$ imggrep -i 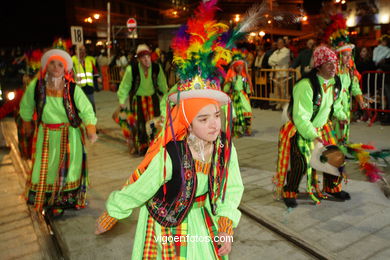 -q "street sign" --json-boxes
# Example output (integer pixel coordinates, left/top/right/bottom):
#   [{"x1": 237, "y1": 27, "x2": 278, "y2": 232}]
[
  {"x1": 71, "y1": 26, "x2": 84, "y2": 46},
  {"x1": 126, "y1": 18, "x2": 137, "y2": 32}
]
